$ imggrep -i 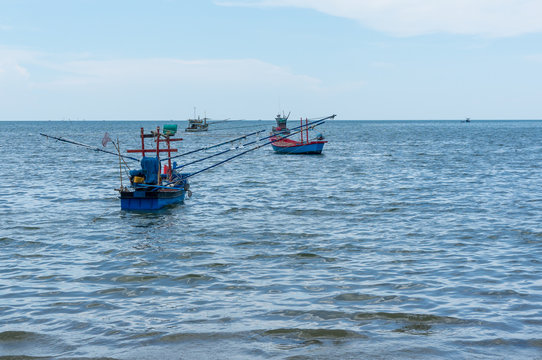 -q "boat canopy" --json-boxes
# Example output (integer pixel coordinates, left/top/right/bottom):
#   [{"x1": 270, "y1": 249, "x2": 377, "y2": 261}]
[{"x1": 129, "y1": 156, "x2": 161, "y2": 185}]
